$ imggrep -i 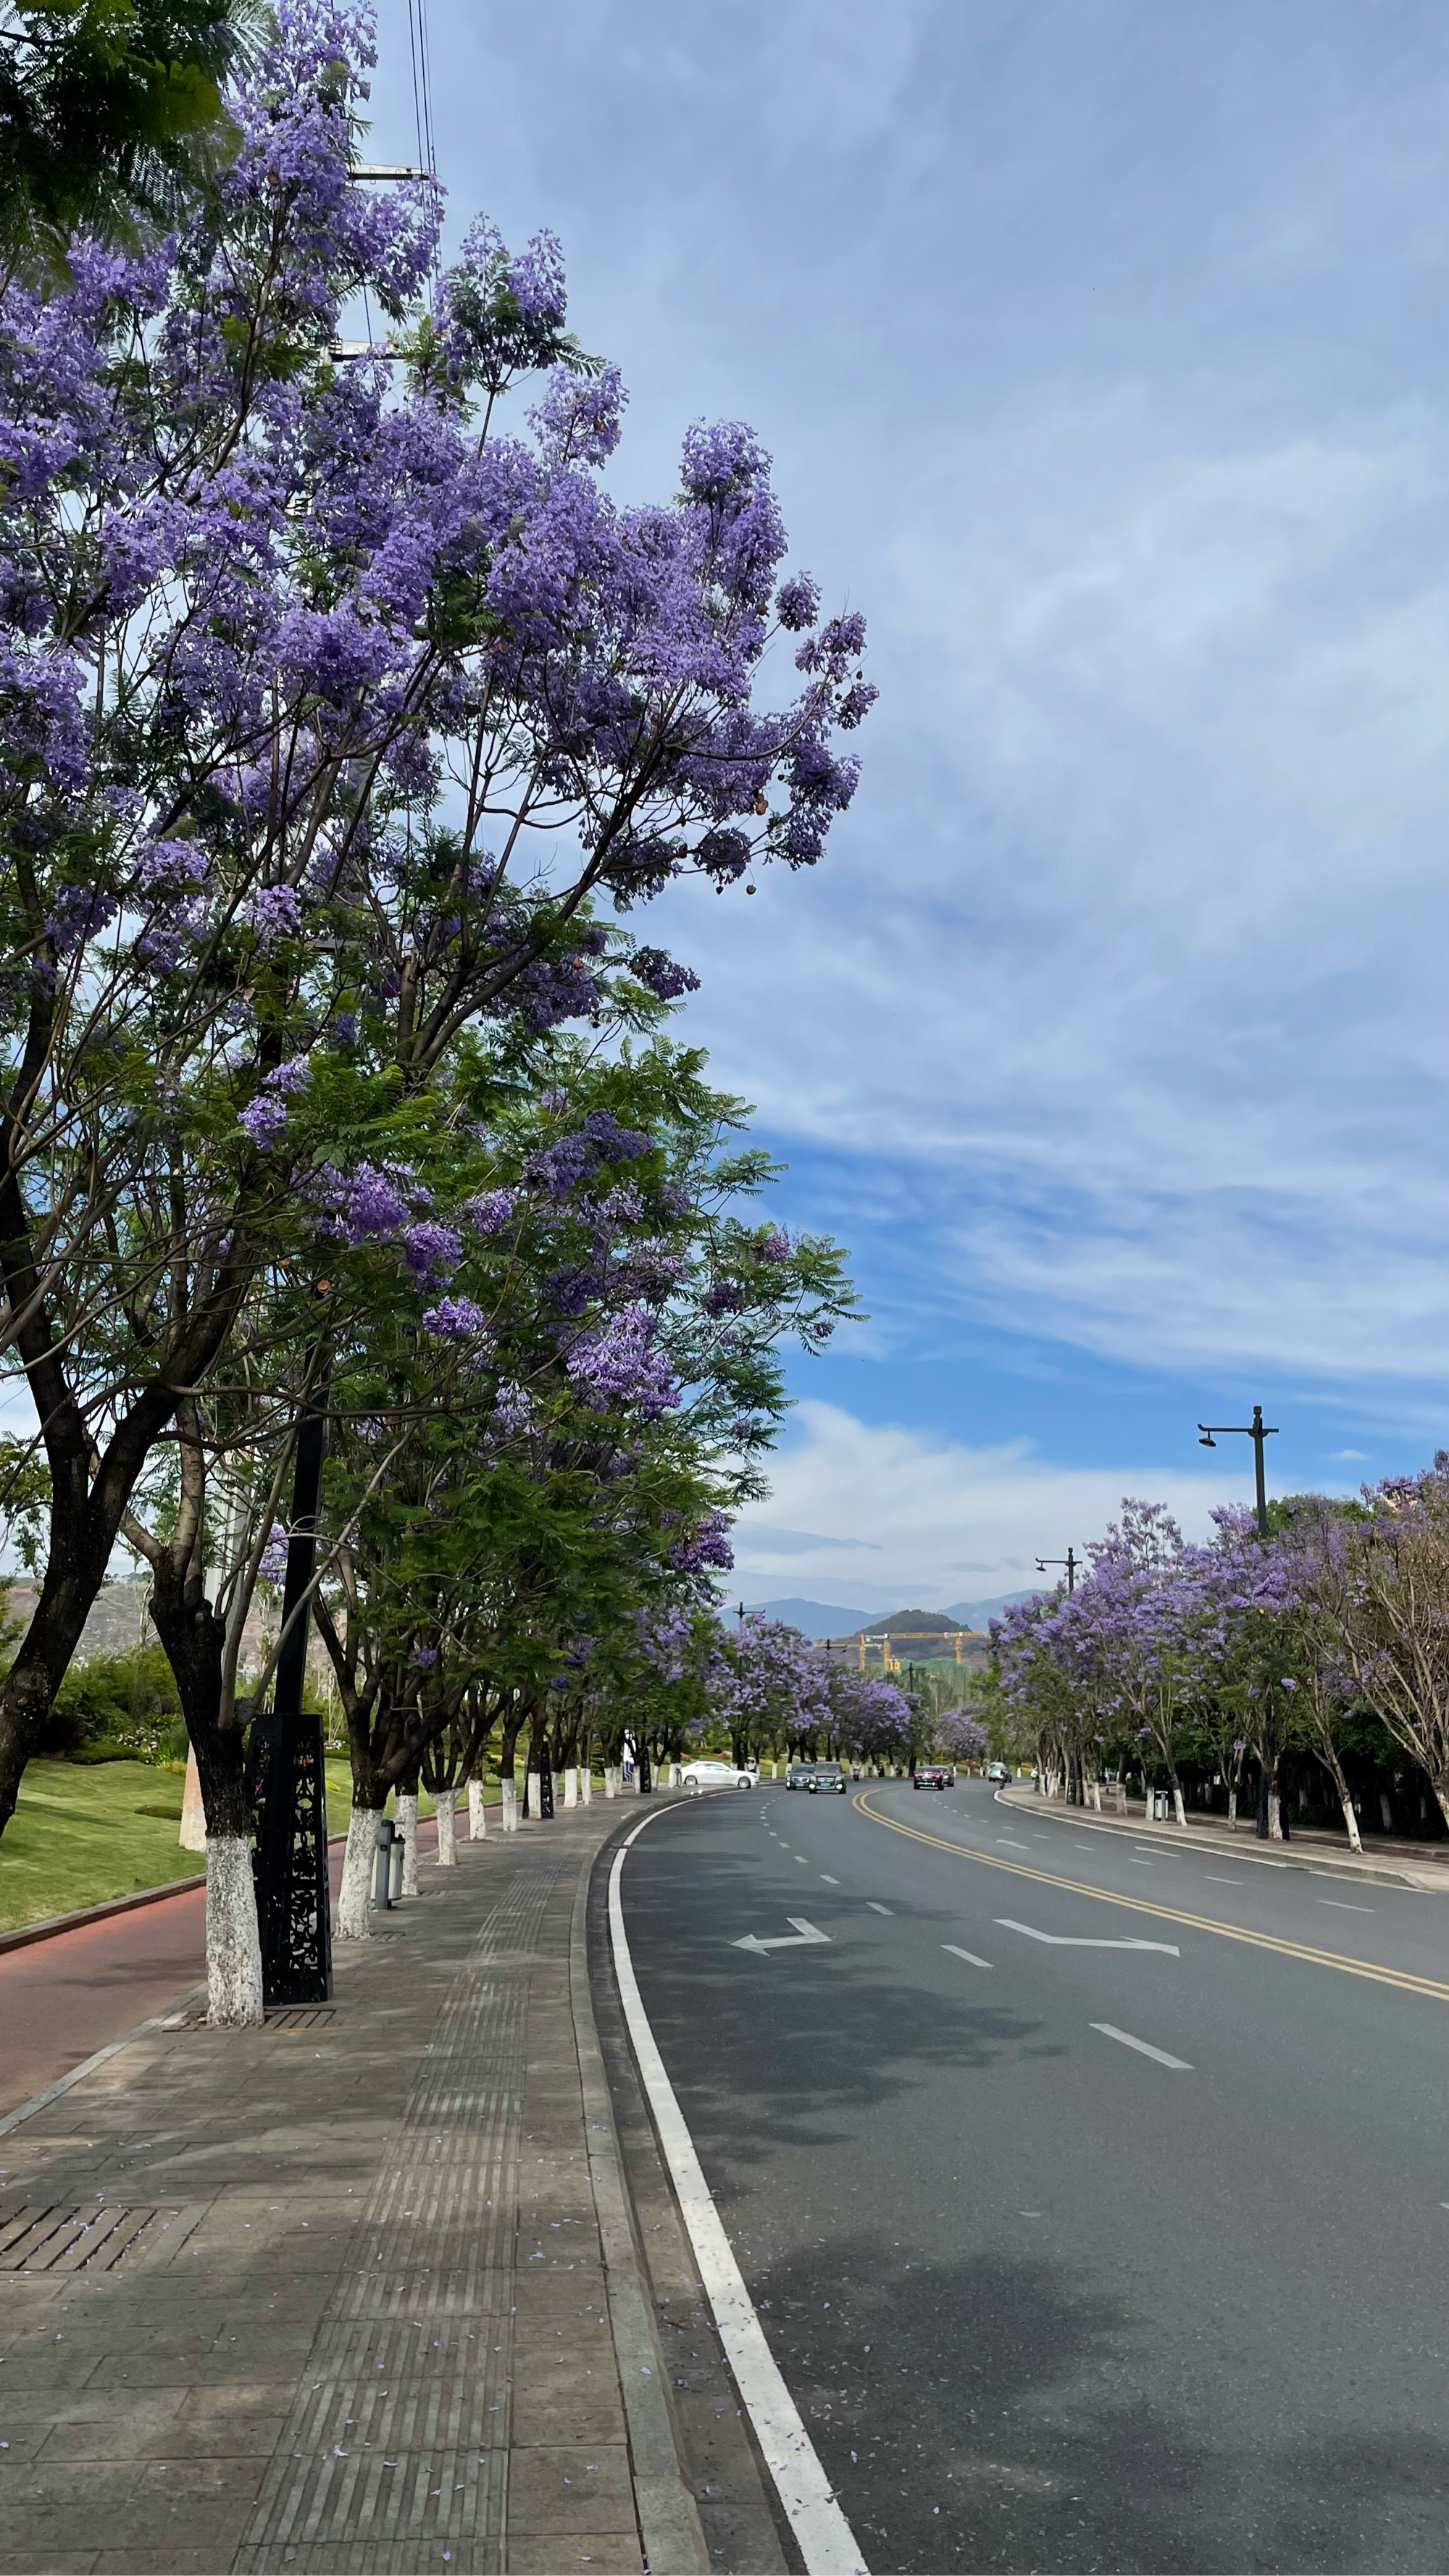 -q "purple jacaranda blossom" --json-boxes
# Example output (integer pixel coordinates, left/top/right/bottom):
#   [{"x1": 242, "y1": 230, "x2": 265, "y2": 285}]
[
  {"x1": 491, "y1": 1382, "x2": 533, "y2": 1433},
  {"x1": 627, "y1": 946, "x2": 701, "y2": 1002},
  {"x1": 421, "y1": 1295, "x2": 488, "y2": 1342},
  {"x1": 410, "y1": 1644, "x2": 438, "y2": 1666},
  {"x1": 401, "y1": 1221, "x2": 462, "y2": 1284},
  {"x1": 566, "y1": 1305, "x2": 679, "y2": 1420},
  {"x1": 43, "y1": 886, "x2": 117, "y2": 956},
  {"x1": 238, "y1": 1095, "x2": 291, "y2": 1152},
  {"x1": 135, "y1": 840, "x2": 209, "y2": 895},
  {"x1": 259, "y1": 1523, "x2": 289, "y2": 1585},
  {"x1": 759, "y1": 1229, "x2": 789, "y2": 1263},
  {"x1": 775, "y1": 573, "x2": 820, "y2": 631},
  {"x1": 464, "y1": 1189, "x2": 518, "y2": 1234},
  {"x1": 247, "y1": 887, "x2": 304, "y2": 951}
]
